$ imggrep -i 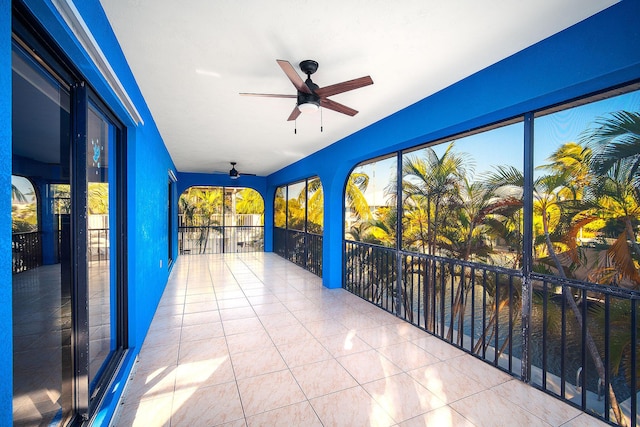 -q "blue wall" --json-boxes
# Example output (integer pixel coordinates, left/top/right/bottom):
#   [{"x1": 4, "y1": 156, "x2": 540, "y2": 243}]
[
  {"x1": 6, "y1": 0, "x2": 178, "y2": 424},
  {"x1": 267, "y1": 0, "x2": 640, "y2": 289},
  {"x1": 1, "y1": 1, "x2": 12, "y2": 425}
]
